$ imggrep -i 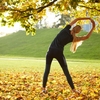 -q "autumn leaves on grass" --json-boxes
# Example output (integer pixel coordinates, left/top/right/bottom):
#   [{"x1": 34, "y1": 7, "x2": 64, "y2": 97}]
[{"x1": 0, "y1": 71, "x2": 100, "y2": 100}]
